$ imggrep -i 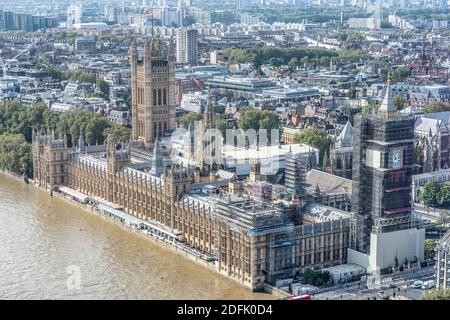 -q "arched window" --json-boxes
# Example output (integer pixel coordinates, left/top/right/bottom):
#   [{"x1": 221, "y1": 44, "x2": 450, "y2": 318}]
[
  {"x1": 153, "y1": 89, "x2": 157, "y2": 106},
  {"x1": 163, "y1": 89, "x2": 167, "y2": 105},
  {"x1": 158, "y1": 89, "x2": 162, "y2": 105}
]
